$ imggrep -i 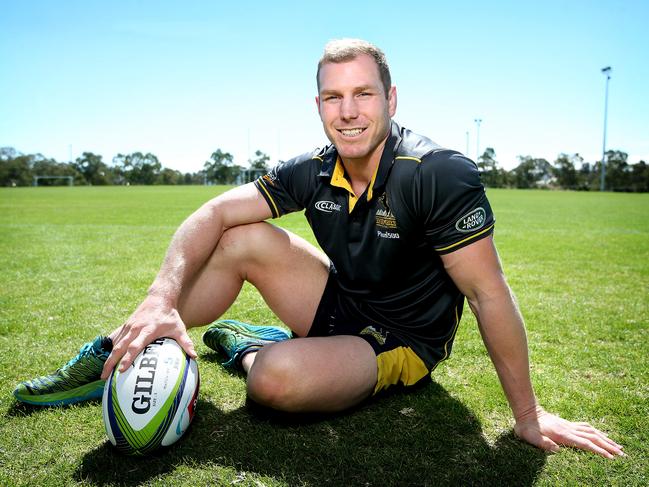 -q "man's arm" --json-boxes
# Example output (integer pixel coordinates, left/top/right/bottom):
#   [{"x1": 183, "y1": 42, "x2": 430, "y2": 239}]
[
  {"x1": 440, "y1": 236, "x2": 624, "y2": 458},
  {"x1": 101, "y1": 182, "x2": 273, "y2": 379}
]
